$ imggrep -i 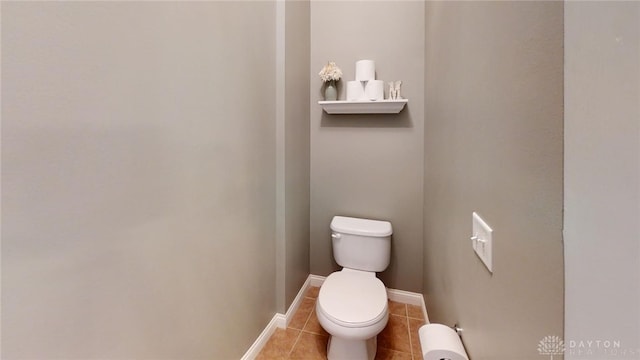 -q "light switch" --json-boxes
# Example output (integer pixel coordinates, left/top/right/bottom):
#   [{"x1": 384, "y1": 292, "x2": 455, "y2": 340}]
[{"x1": 471, "y1": 212, "x2": 493, "y2": 273}]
